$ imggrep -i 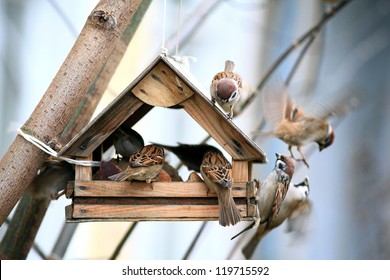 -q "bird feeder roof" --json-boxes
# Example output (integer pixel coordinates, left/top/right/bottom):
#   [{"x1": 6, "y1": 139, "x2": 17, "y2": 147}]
[{"x1": 58, "y1": 55, "x2": 267, "y2": 163}]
